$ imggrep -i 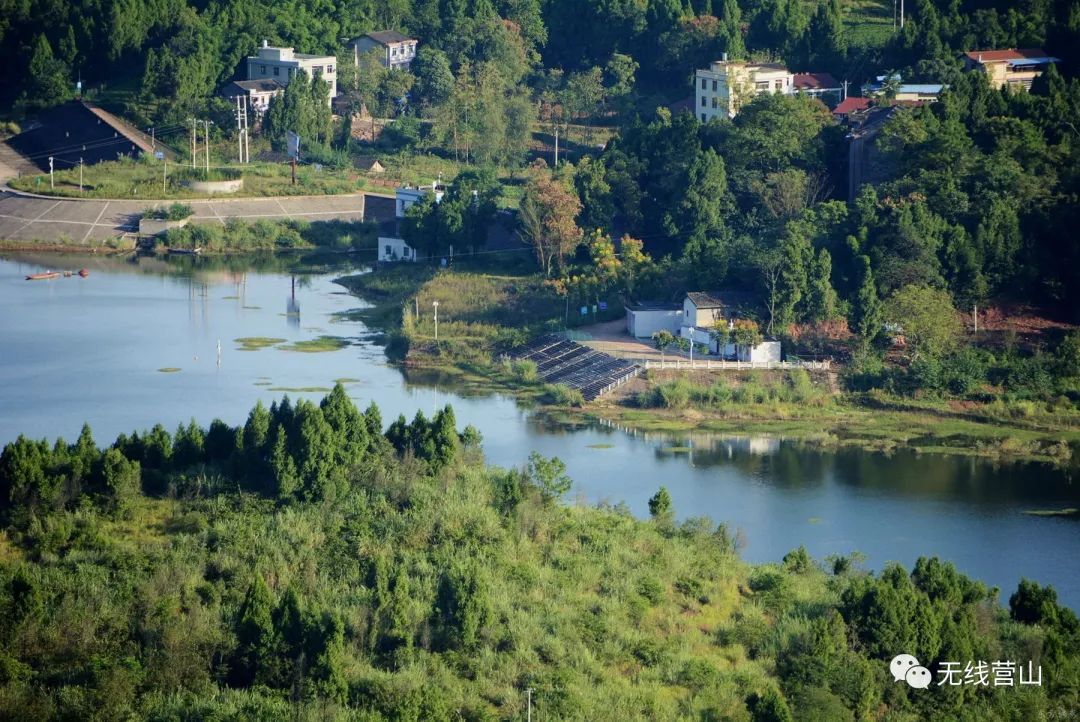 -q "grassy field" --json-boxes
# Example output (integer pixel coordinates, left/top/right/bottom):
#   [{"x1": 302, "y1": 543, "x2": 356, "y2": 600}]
[{"x1": 844, "y1": 0, "x2": 895, "y2": 47}]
